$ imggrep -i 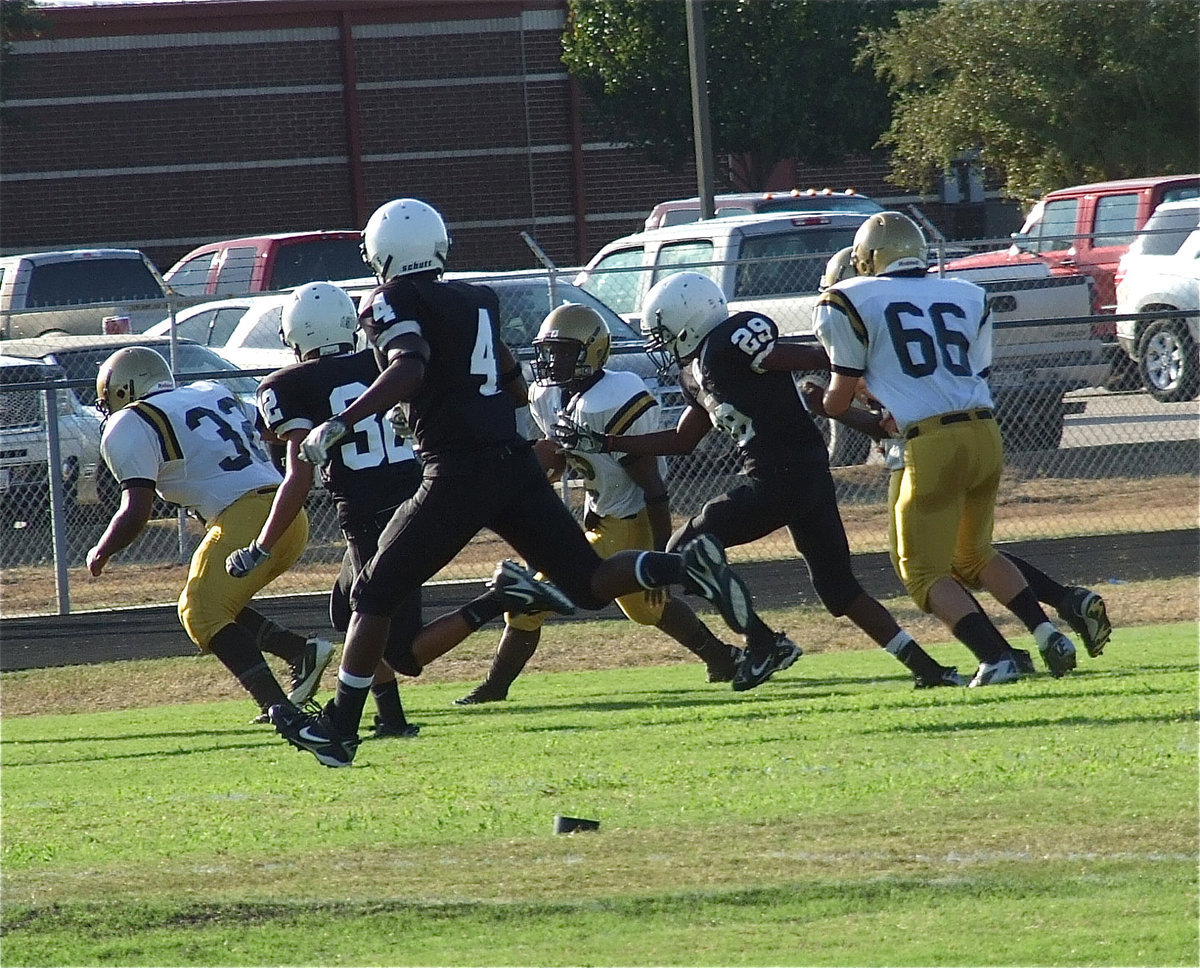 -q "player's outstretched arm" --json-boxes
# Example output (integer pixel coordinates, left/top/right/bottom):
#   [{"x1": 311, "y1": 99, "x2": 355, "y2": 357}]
[
  {"x1": 87, "y1": 484, "x2": 155, "y2": 576},
  {"x1": 758, "y1": 340, "x2": 830, "y2": 373},
  {"x1": 228, "y1": 431, "x2": 314, "y2": 578}
]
